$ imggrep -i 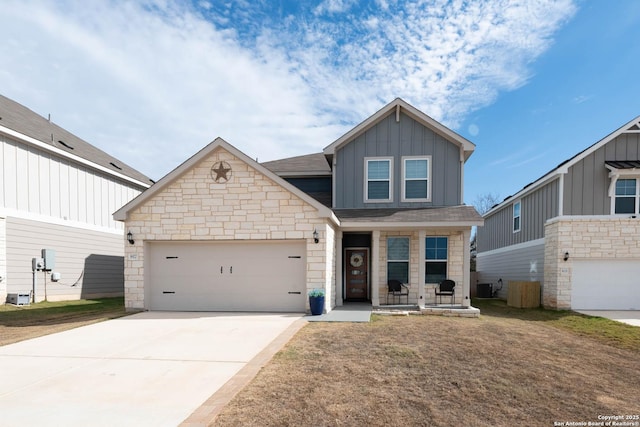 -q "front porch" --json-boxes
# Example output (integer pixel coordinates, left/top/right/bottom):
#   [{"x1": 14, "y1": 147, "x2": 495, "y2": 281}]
[{"x1": 335, "y1": 227, "x2": 473, "y2": 309}]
